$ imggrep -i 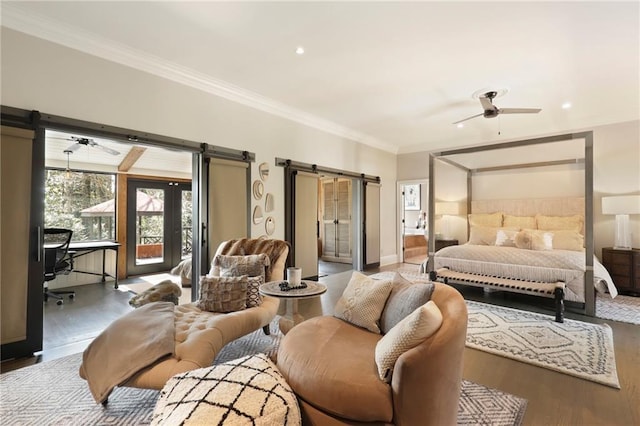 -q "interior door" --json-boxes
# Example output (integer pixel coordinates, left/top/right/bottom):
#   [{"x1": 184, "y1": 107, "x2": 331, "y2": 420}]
[
  {"x1": 364, "y1": 181, "x2": 381, "y2": 268},
  {"x1": 295, "y1": 172, "x2": 319, "y2": 280},
  {"x1": 1, "y1": 125, "x2": 44, "y2": 360},
  {"x1": 126, "y1": 179, "x2": 190, "y2": 276}
]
